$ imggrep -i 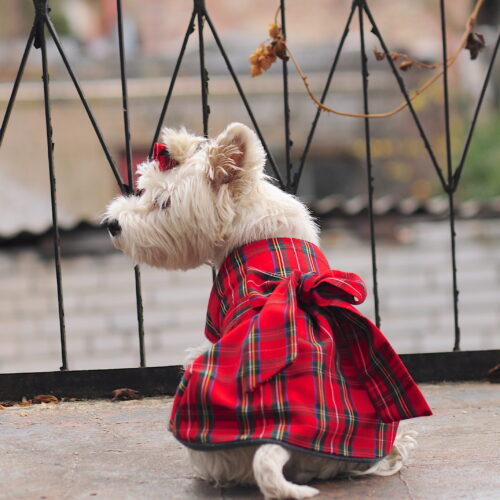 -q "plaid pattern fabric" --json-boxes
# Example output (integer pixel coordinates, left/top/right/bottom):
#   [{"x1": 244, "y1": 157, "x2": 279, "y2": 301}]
[{"x1": 169, "y1": 238, "x2": 432, "y2": 459}]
